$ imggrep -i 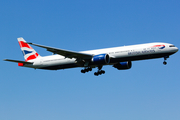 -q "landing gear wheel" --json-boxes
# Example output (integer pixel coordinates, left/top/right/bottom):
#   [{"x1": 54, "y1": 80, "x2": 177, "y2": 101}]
[
  {"x1": 88, "y1": 68, "x2": 92, "y2": 71},
  {"x1": 99, "y1": 71, "x2": 102, "y2": 75},
  {"x1": 94, "y1": 72, "x2": 98, "y2": 76},
  {"x1": 81, "y1": 67, "x2": 92, "y2": 74},
  {"x1": 81, "y1": 69, "x2": 85, "y2": 73},
  {"x1": 163, "y1": 61, "x2": 167, "y2": 65},
  {"x1": 101, "y1": 70, "x2": 105, "y2": 74},
  {"x1": 94, "y1": 70, "x2": 105, "y2": 76}
]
